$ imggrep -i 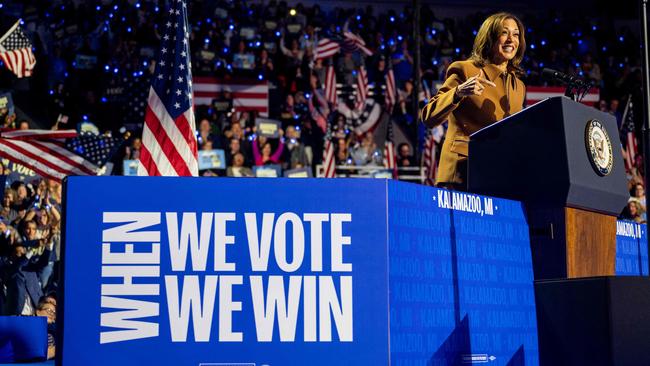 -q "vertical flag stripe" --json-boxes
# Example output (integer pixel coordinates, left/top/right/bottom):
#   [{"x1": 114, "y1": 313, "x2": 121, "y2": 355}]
[{"x1": 138, "y1": 0, "x2": 198, "y2": 177}]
